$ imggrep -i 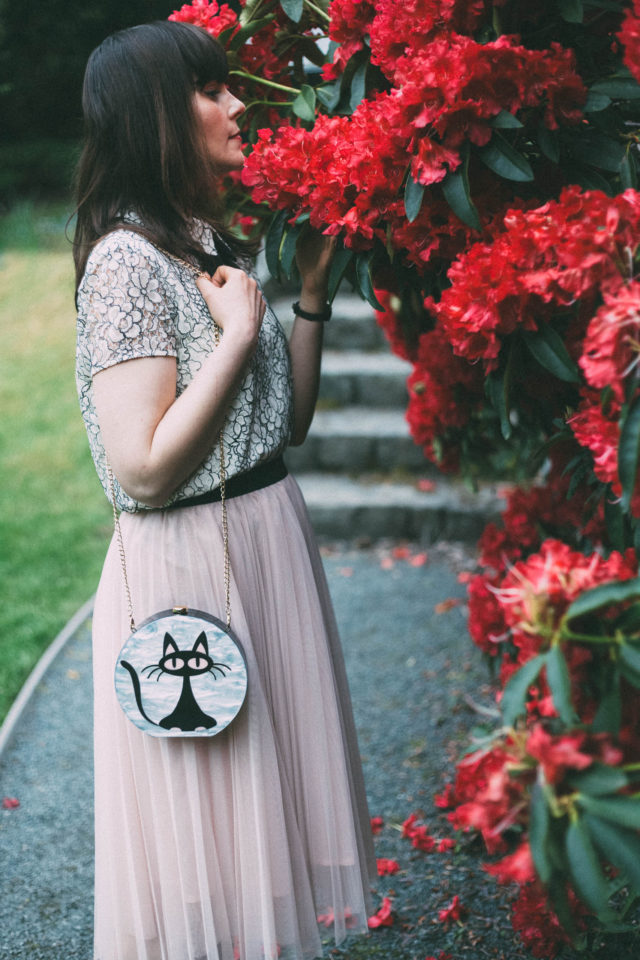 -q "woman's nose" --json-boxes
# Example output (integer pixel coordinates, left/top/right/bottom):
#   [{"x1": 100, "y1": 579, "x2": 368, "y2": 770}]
[{"x1": 229, "y1": 93, "x2": 245, "y2": 118}]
